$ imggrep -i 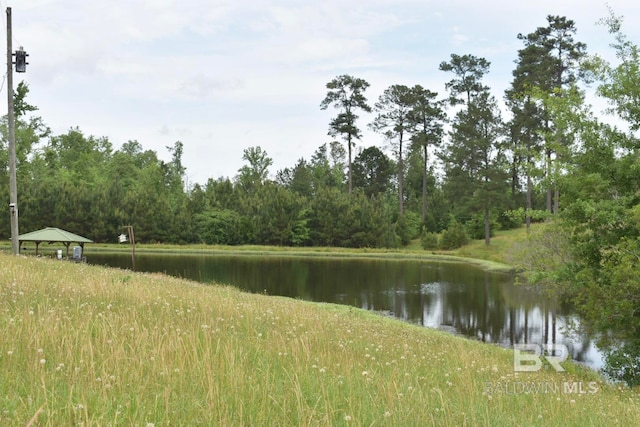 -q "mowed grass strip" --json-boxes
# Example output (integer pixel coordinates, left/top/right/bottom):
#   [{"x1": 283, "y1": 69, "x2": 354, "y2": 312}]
[{"x1": 0, "y1": 254, "x2": 638, "y2": 425}]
